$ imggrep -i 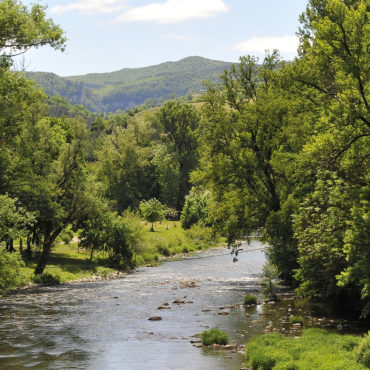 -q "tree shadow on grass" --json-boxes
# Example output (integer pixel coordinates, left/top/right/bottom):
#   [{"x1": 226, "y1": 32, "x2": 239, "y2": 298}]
[{"x1": 48, "y1": 253, "x2": 98, "y2": 274}]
